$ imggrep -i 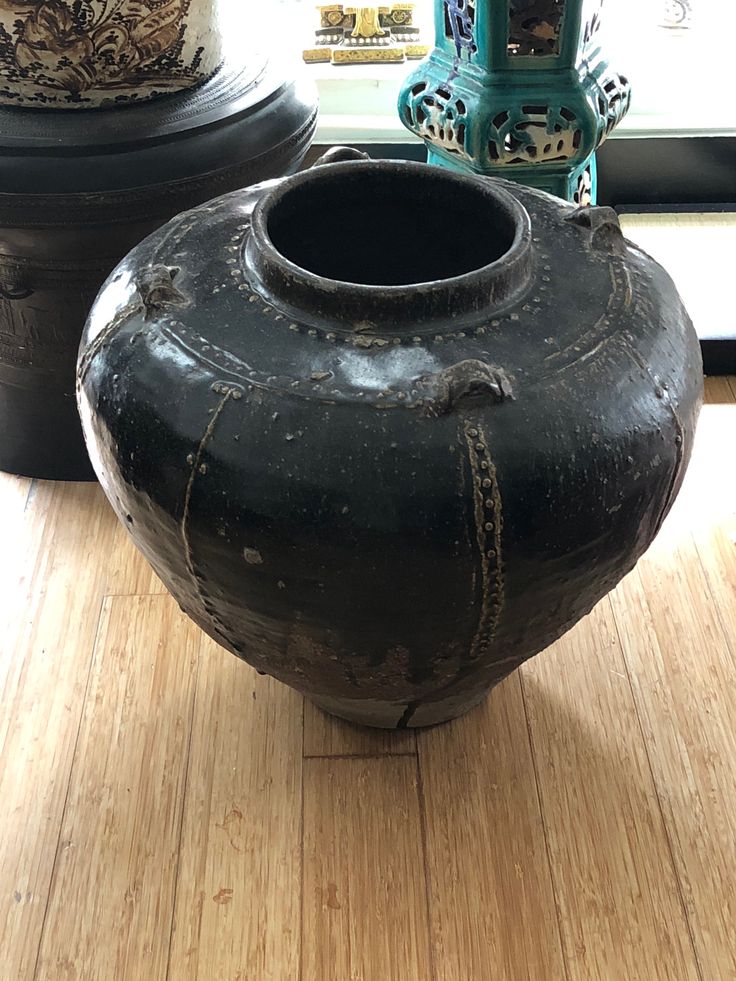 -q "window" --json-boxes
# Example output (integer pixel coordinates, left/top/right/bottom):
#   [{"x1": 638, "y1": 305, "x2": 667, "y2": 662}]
[{"x1": 253, "y1": 1, "x2": 734, "y2": 141}]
